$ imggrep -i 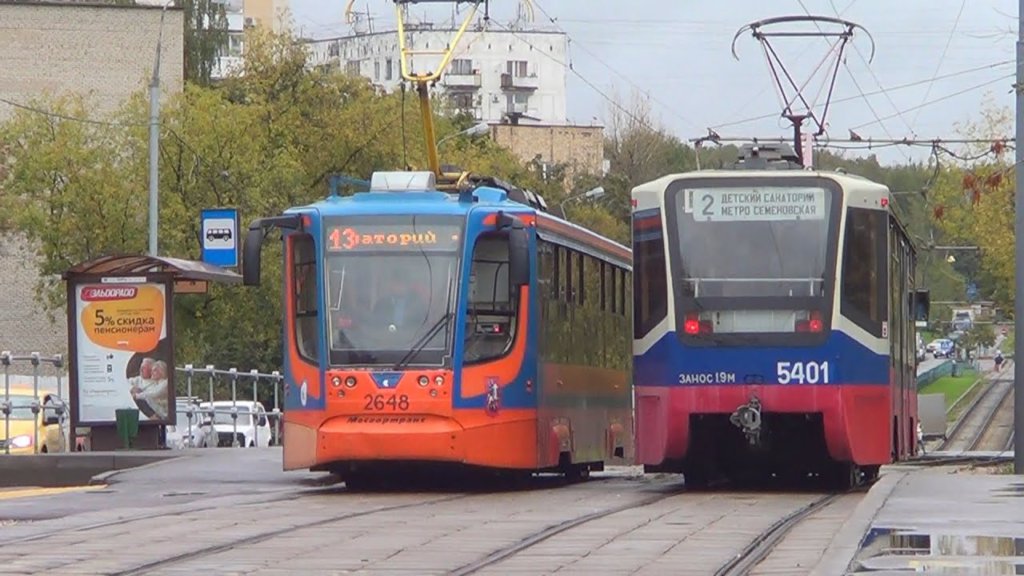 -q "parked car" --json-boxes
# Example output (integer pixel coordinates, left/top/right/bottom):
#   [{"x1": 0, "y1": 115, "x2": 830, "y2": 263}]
[
  {"x1": 932, "y1": 339, "x2": 956, "y2": 359},
  {"x1": 166, "y1": 398, "x2": 216, "y2": 449},
  {"x1": 200, "y1": 401, "x2": 273, "y2": 448},
  {"x1": 0, "y1": 388, "x2": 69, "y2": 454}
]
